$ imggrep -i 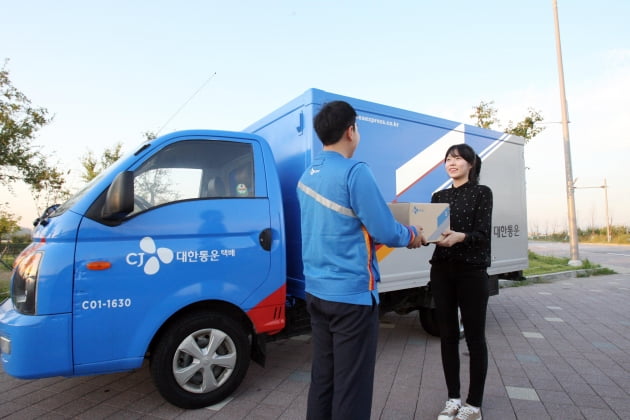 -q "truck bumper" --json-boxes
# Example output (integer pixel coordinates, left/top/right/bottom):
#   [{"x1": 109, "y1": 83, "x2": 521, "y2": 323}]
[{"x1": 0, "y1": 298, "x2": 73, "y2": 379}]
